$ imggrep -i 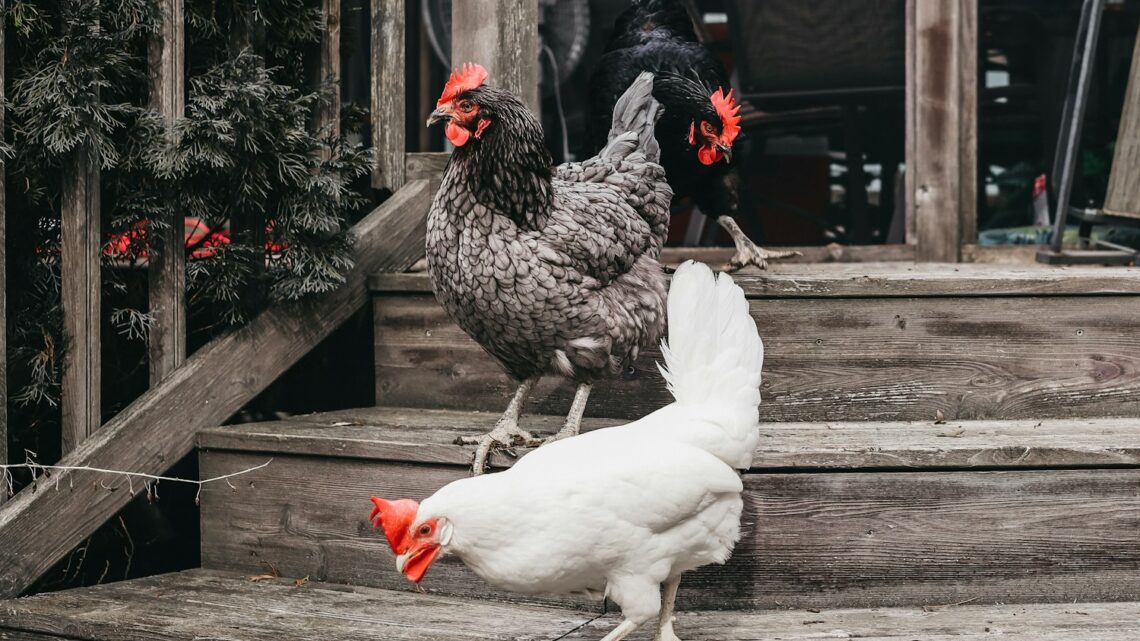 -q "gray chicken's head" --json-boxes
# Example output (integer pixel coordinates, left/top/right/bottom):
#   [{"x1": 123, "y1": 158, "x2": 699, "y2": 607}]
[{"x1": 427, "y1": 62, "x2": 538, "y2": 151}]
